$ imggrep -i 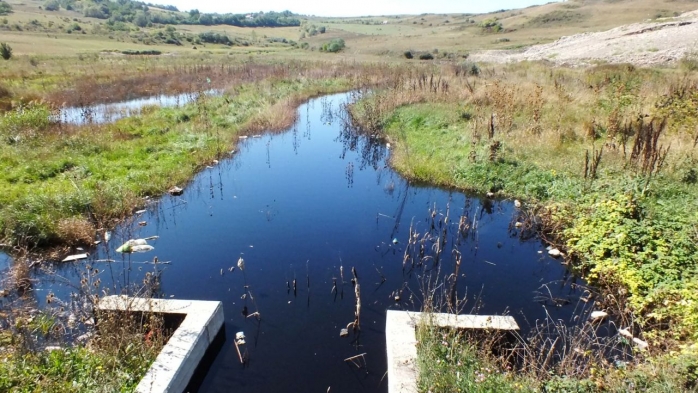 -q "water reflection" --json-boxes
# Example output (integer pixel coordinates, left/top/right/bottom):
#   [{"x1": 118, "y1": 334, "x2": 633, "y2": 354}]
[
  {"x1": 55, "y1": 90, "x2": 220, "y2": 125},
  {"x1": 5, "y1": 92, "x2": 586, "y2": 393}
]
